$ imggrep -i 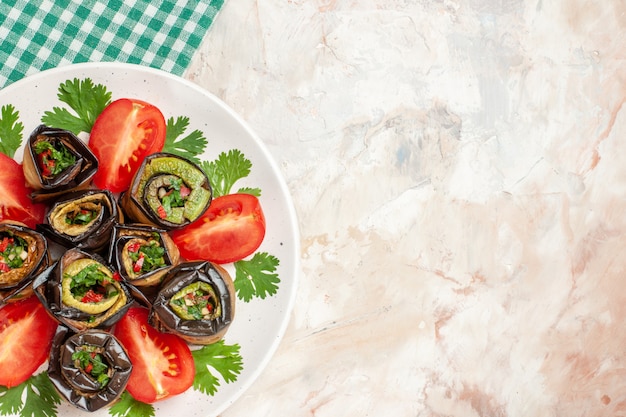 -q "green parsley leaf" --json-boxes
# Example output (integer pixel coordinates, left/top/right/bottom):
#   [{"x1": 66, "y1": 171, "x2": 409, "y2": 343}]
[
  {"x1": 0, "y1": 382, "x2": 22, "y2": 415},
  {"x1": 0, "y1": 373, "x2": 62, "y2": 417},
  {"x1": 236, "y1": 186, "x2": 262, "y2": 197},
  {"x1": 0, "y1": 104, "x2": 24, "y2": 158},
  {"x1": 192, "y1": 341, "x2": 243, "y2": 396},
  {"x1": 200, "y1": 149, "x2": 257, "y2": 198},
  {"x1": 233, "y1": 252, "x2": 280, "y2": 302},
  {"x1": 162, "y1": 116, "x2": 208, "y2": 164},
  {"x1": 41, "y1": 78, "x2": 112, "y2": 135},
  {"x1": 109, "y1": 391, "x2": 155, "y2": 417}
]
